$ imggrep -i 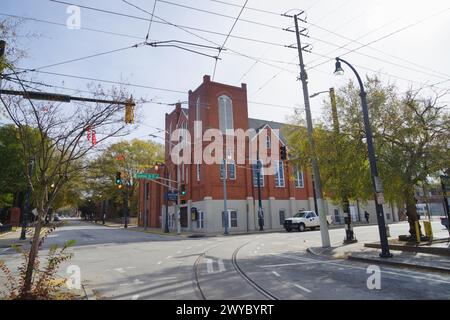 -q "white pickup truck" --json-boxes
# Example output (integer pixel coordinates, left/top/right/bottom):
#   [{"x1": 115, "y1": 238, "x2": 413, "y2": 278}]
[{"x1": 283, "y1": 211, "x2": 332, "y2": 232}]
